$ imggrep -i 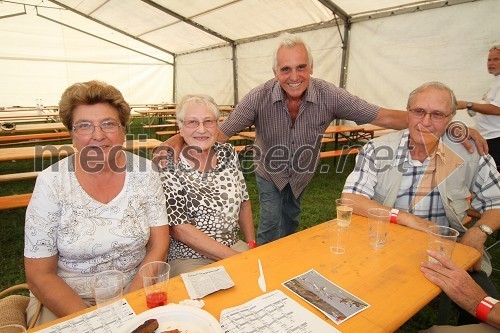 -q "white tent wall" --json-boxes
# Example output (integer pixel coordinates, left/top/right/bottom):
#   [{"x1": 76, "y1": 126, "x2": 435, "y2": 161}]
[
  {"x1": 0, "y1": 4, "x2": 174, "y2": 107},
  {"x1": 175, "y1": 46, "x2": 234, "y2": 105},
  {"x1": 176, "y1": 27, "x2": 344, "y2": 105},
  {"x1": 346, "y1": 0, "x2": 500, "y2": 127},
  {"x1": 1, "y1": 0, "x2": 498, "y2": 116}
]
